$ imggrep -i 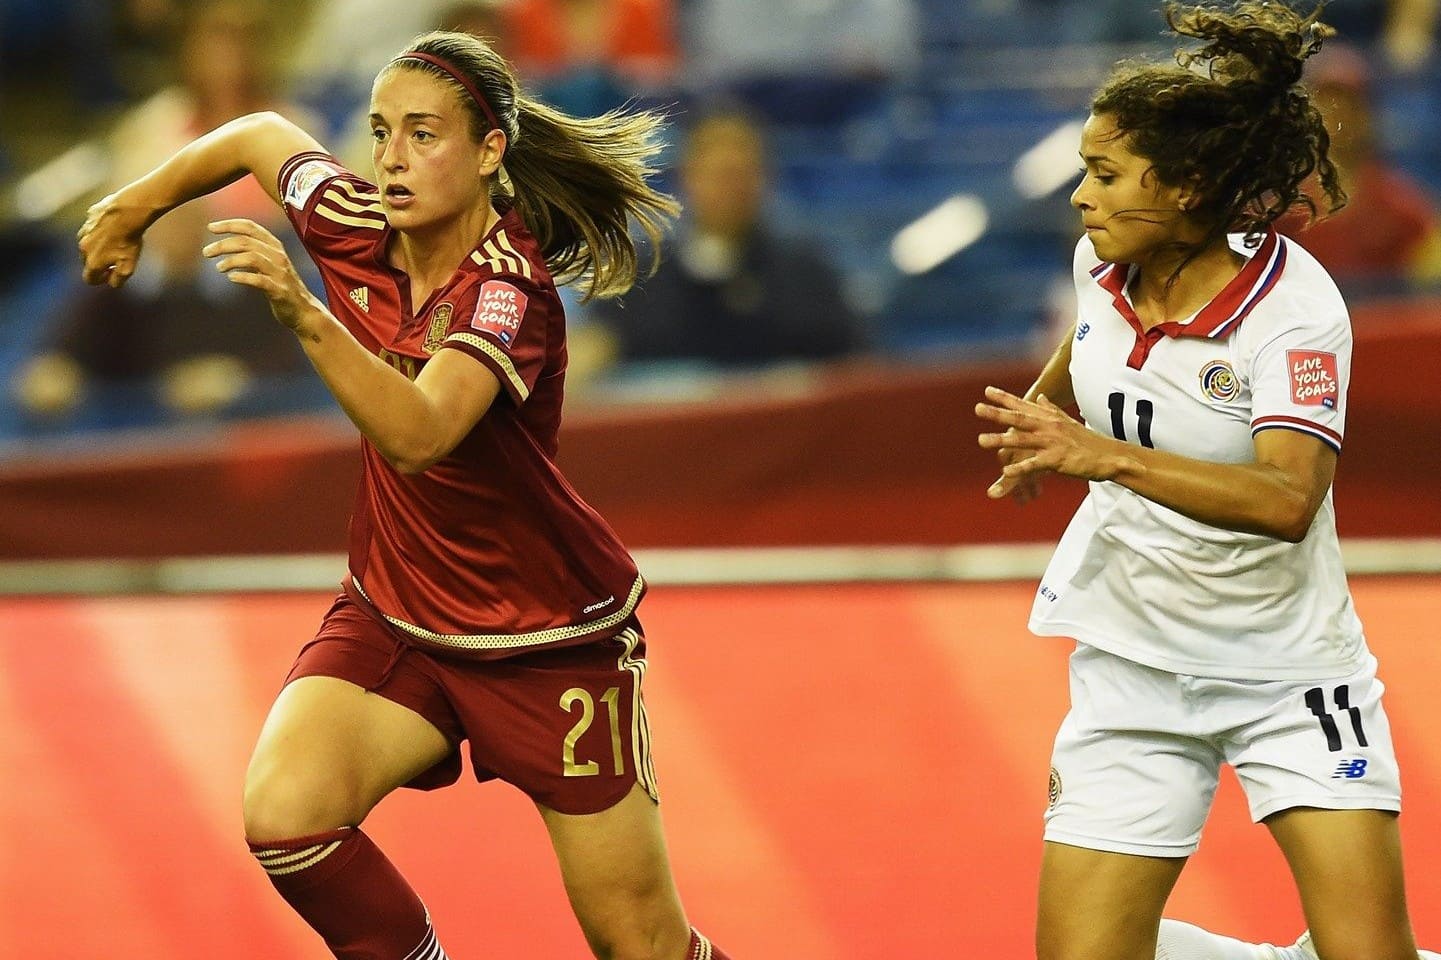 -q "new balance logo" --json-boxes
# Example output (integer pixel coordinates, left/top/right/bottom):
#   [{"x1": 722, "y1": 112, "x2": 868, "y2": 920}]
[
  {"x1": 349, "y1": 286, "x2": 370, "y2": 313},
  {"x1": 1332, "y1": 758, "x2": 1368, "y2": 779}
]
